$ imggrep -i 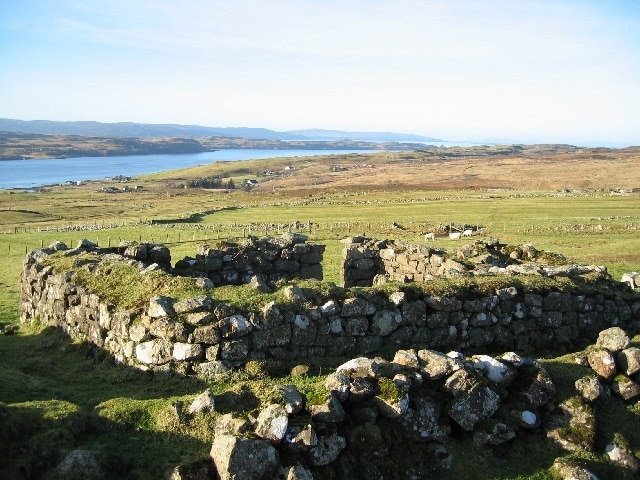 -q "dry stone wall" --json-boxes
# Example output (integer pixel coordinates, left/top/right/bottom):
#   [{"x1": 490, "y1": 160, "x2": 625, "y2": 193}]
[
  {"x1": 341, "y1": 236, "x2": 607, "y2": 287},
  {"x1": 175, "y1": 232, "x2": 325, "y2": 284},
  {"x1": 19, "y1": 237, "x2": 640, "y2": 374}
]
